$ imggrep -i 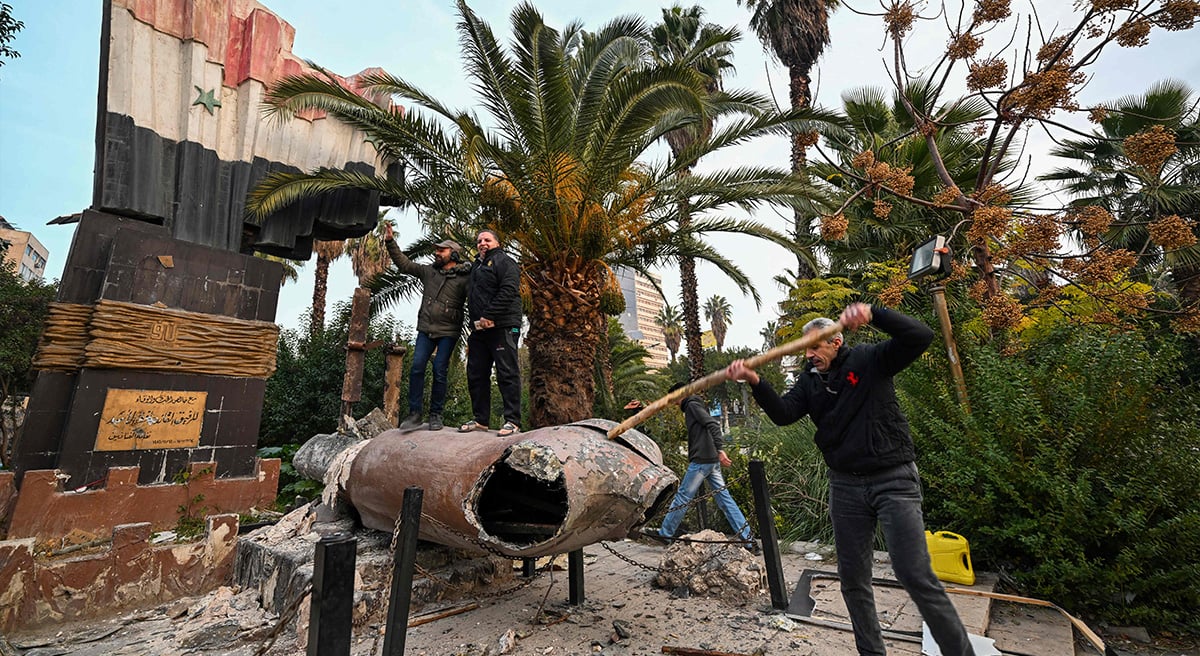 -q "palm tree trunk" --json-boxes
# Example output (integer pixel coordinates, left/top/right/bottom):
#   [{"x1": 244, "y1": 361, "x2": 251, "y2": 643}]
[
  {"x1": 525, "y1": 259, "x2": 605, "y2": 427},
  {"x1": 789, "y1": 64, "x2": 813, "y2": 169},
  {"x1": 311, "y1": 253, "x2": 331, "y2": 338},
  {"x1": 789, "y1": 63, "x2": 817, "y2": 279},
  {"x1": 971, "y1": 243, "x2": 1001, "y2": 299},
  {"x1": 680, "y1": 254, "x2": 705, "y2": 382}
]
